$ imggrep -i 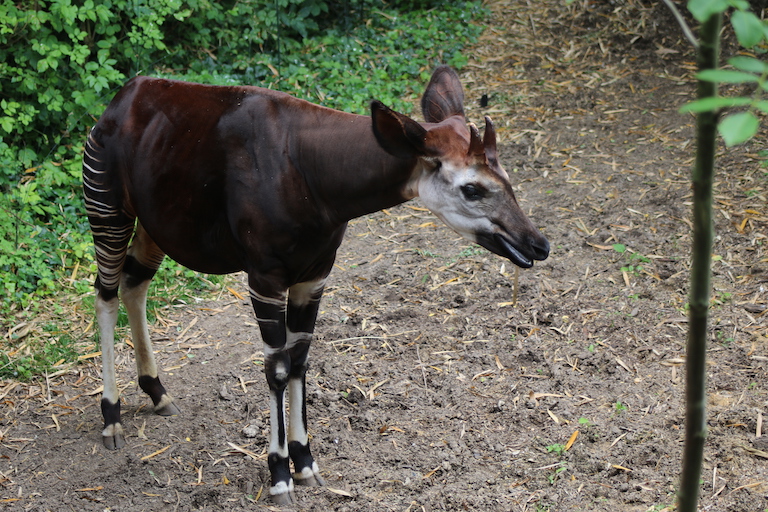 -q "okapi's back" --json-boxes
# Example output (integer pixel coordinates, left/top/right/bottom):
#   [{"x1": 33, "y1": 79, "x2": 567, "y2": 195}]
[{"x1": 87, "y1": 77, "x2": 280, "y2": 274}]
